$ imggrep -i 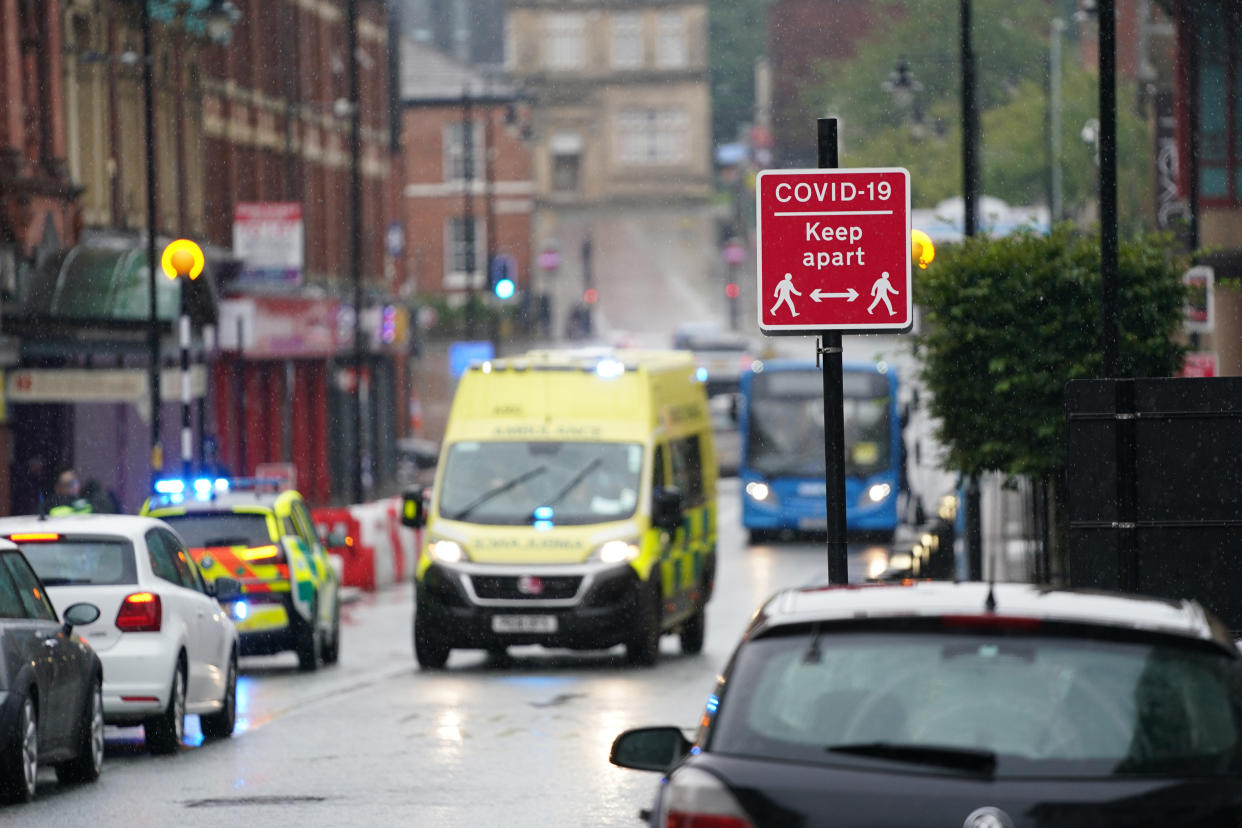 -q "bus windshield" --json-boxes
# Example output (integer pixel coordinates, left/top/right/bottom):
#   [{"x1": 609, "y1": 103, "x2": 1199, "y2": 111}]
[
  {"x1": 746, "y1": 369, "x2": 892, "y2": 477},
  {"x1": 438, "y1": 441, "x2": 644, "y2": 526}
]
